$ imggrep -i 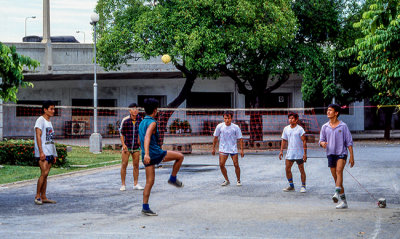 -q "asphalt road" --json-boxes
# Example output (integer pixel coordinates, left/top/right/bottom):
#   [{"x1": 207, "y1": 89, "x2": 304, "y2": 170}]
[{"x1": 0, "y1": 142, "x2": 399, "y2": 238}]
